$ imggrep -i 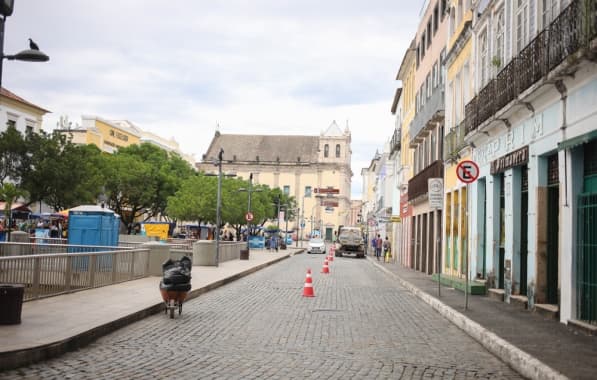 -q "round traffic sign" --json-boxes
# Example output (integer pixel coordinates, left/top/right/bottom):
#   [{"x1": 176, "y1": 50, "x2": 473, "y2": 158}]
[
  {"x1": 456, "y1": 160, "x2": 480, "y2": 183},
  {"x1": 245, "y1": 212, "x2": 254, "y2": 222}
]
